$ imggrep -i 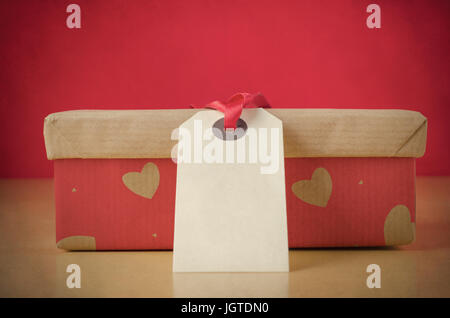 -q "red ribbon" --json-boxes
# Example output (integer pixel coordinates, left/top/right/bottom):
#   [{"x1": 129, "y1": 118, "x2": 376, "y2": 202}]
[{"x1": 191, "y1": 92, "x2": 270, "y2": 129}]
